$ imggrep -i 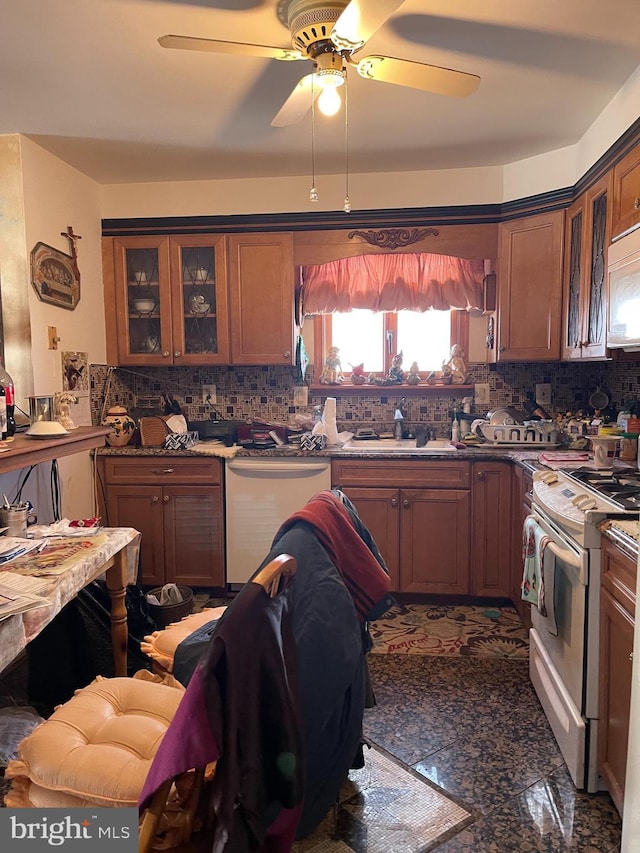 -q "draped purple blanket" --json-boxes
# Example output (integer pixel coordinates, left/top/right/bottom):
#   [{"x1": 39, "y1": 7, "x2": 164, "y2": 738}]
[{"x1": 139, "y1": 583, "x2": 304, "y2": 853}]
